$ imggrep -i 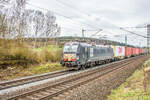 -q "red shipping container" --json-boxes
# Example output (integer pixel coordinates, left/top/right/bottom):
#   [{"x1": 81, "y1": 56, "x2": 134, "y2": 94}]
[
  {"x1": 132, "y1": 48, "x2": 136, "y2": 56},
  {"x1": 135, "y1": 48, "x2": 138, "y2": 55},
  {"x1": 139, "y1": 49, "x2": 141, "y2": 54},
  {"x1": 131, "y1": 48, "x2": 134, "y2": 55},
  {"x1": 125, "y1": 47, "x2": 132, "y2": 57},
  {"x1": 136, "y1": 48, "x2": 139, "y2": 55},
  {"x1": 139, "y1": 49, "x2": 143, "y2": 54},
  {"x1": 135, "y1": 48, "x2": 139, "y2": 55}
]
